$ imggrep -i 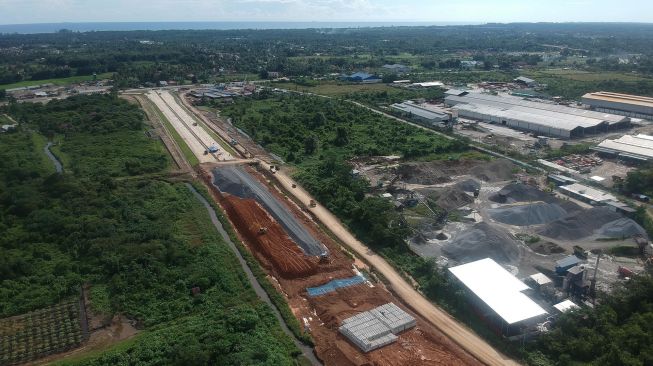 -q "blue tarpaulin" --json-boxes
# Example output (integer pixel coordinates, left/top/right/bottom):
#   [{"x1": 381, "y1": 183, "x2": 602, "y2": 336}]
[{"x1": 307, "y1": 275, "x2": 366, "y2": 297}]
